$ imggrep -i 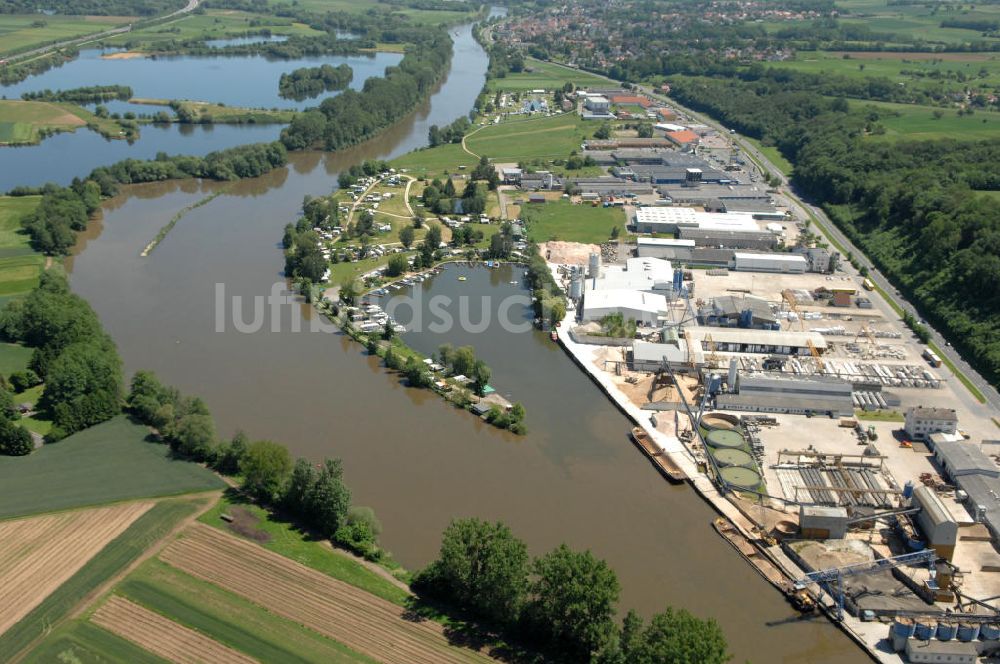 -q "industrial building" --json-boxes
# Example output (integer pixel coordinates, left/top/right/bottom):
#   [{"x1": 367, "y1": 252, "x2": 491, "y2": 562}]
[
  {"x1": 565, "y1": 177, "x2": 653, "y2": 197},
  {"x1": 733, "y1": 252, "x2": 807, "y2": 274},
  {"x1": 586, "y1": 256, "x2": 674, "y2": 293},
  {"x1": 633, "y1": 207, "x2": 761, "y2": 234},
  {"x1": 580, "y1": 289, "x2": 668, "y2": 326},
  {"x1": 698, "y1": 295, "x2": 778, "y2": 329},
  {"x1": 932, "y1": 440, "x2": 999, "y2": 480},
  {"x1": 912, "y1": 485, "x2": 958, "y2": 560},
  {"x1": 904, "y1": 640, "x2": 976, "y2": 664},
  {"x1": 500, "y1": 167, "x2": 522, "y2": 184},
  {"x1": 584, "y1": 96, "x2": 610, "y2": 113},
  {"x1": 683, "y1": 326, "x2": 827, "y2": 356},
  {"x1": 796, "y1": 246, "x2": 837, "y2": 273},
  {"x1": 953, "y1": 473, "x2": 1000, "y2": 541},
  {"x1": 905, "y1": 407, "x2": 959, "y2": 441},
  {"x1": 678, "y1": 226, "x2": 779, "y2": 250},
  {"x1": 629, "y1": 338, "x2": 691, "y2": 371},
  {"x1": 658, "y1": 182, "x2": 771, "y2": 205},
  {"x1": 717, "y1": 375, "x2": 854, "y2": 417},
  {"x1": 799, "y1": 505, "x2": 849, "y2": 539},
  {"x1": 635, "y1": 241, "x2": 734, "y2": 266}
]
